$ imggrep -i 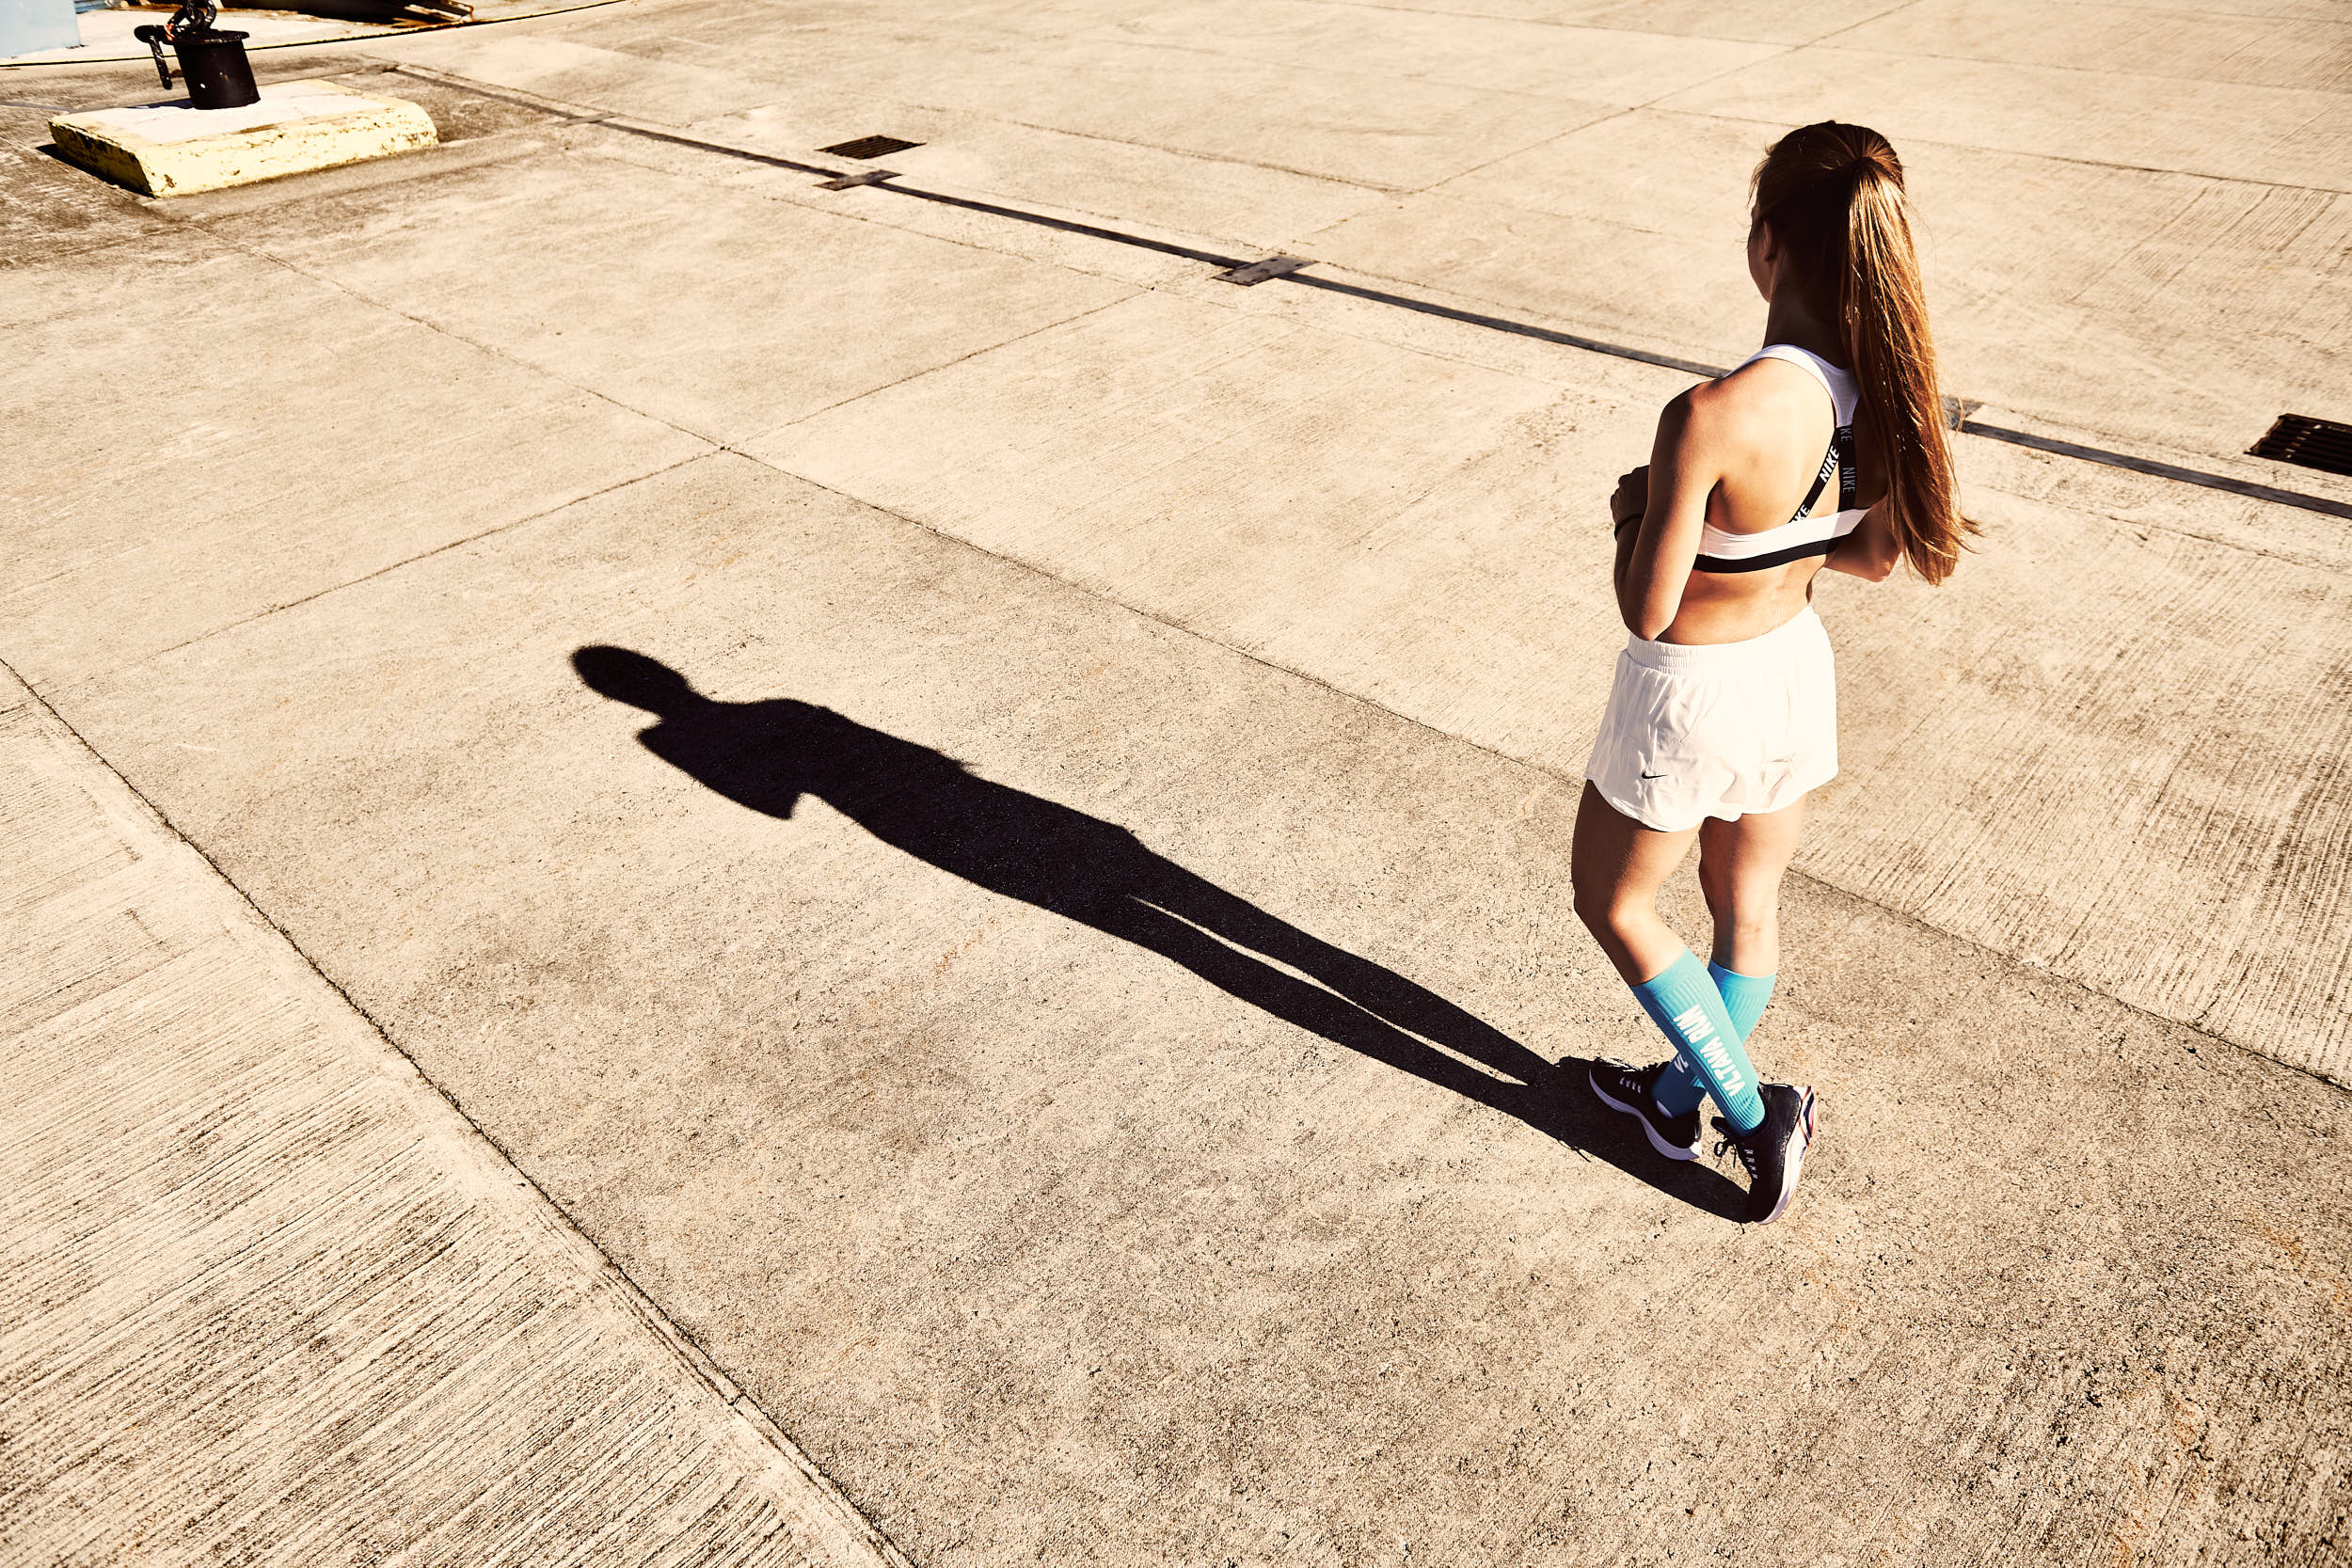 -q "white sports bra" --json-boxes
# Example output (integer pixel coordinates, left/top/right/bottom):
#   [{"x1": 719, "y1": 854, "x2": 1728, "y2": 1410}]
[{"x1": 1692, "y1": 343, "x2": 1862, "y2": 574}]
